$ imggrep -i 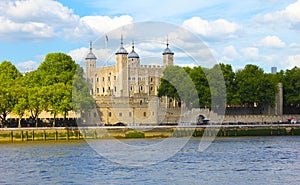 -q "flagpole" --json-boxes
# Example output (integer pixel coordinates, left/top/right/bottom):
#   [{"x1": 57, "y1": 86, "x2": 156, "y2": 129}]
[{"x1": 105, "y1": 35, "x2": 108, "y2": 49}]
